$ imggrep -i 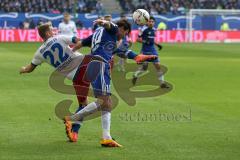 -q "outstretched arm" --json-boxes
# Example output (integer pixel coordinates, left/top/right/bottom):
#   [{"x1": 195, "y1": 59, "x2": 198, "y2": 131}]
[
  {"x1": 93, "y1": 19, "x2": 118, "y2": 34},
  {"x1": 72, "y1": 35, "x2": 92, "y2": 52},
  {"x1": 93, "y1": 19, "x2": 111, "y2": 29},
  {"x1": 19, "y1": 63, "x2": 37, "y2": 74},
  {"x1": 72, "y1": 41, "x2": 83, "y2": 52}
]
